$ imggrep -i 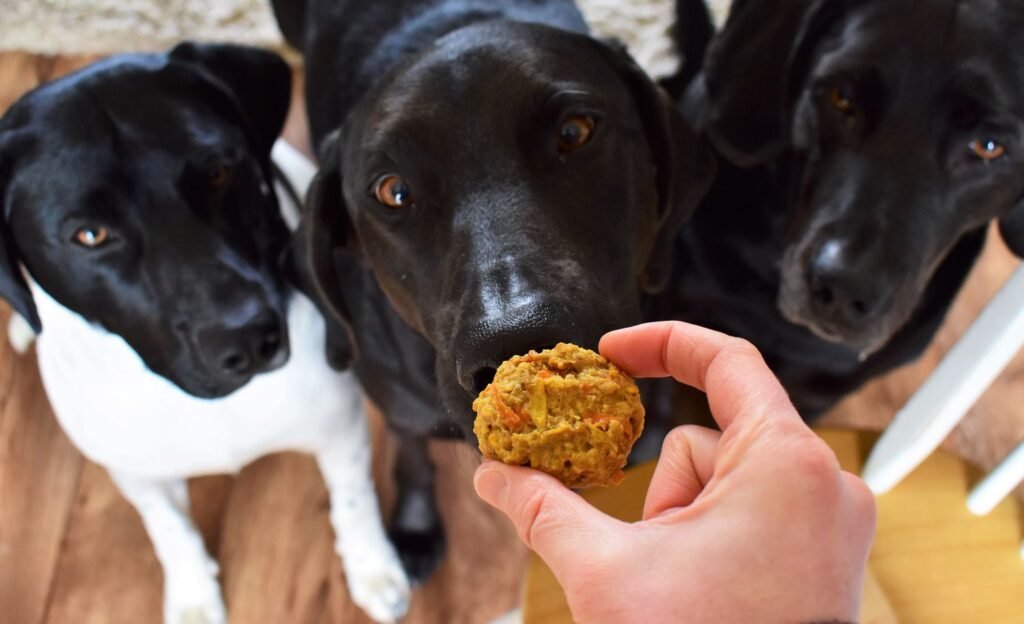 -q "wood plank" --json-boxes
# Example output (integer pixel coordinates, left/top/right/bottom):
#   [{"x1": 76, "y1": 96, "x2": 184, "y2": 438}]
[
  {"x1": 42, "y1": 461, "x2": 164, "y2": 624},
  {"x1": 861, "y1": 568, "x2": 900, "y2": 624},
  {"x1": 217, "y1": 451, "x2": 348, "y2": 624},
  {"x1": 281, "y1": 66, "x2": 313, "y2": 160},
  {"x1": 0, "y1": 308, "x2": 85, "y2": 624}
]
